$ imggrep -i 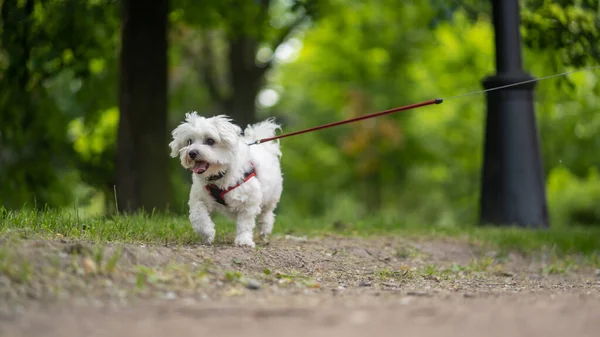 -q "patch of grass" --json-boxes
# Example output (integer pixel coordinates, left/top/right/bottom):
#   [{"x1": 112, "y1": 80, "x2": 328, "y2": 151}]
[
  {"x1": 0, "y1": 234, "x2": 33, "y2": 284},
  {"x1": 87, "y1": 245, "x2": 123, "y2": 276},
  {"x1": 395, "y1": 247, "x2": 426, "y2": 260},
  {"x1": 135, "y1": 266, "x2": 157, "y2": 289},
  {"x1": 2, "y1": 207, "x2": 600, "y2": 259},
  {"x1": 273, "y1": 270, "x2": 320, "y2": 288},
  {"x1": 444, "y1": 257, "x2": 501, "y2": 275},
  {"x1": 225, "y1": 270, "x2": 244, "y2": 282},
  {"x1": 541, "y1": 255, "x2": 580, "y2": 275},
  {"x1": 131, "y1": 262, "x2": 213, "y2": 292},
  {"x1": 467, "y1": 257, "x2": 495, "y2": 272},
  {"x1": 223, "y1": 270, "x2": 264, "y2": 289},
  {"x1": 105, "y1": 247, "x2": 122, "y2": 274},
  {"x1": 543, "y1": 262, "x2": 571, "y2": 275},
  {"x1": 0, "y1": 247, "x2": 32, "y2": 284},
  {"x1": 377, "y1": 267, "x2": 405, "y2": 280},
  {"x1": 374, "y1": 264, "x2": 502, "y2": 282},
  {"x1": 420, "y1": 264, "x2": 441, "y2": 277},
  {"x1": 410, "y1": 258, "x2": 511, "y2": 280}
]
